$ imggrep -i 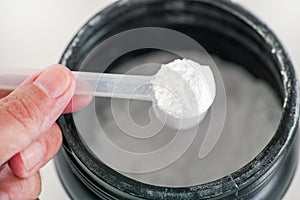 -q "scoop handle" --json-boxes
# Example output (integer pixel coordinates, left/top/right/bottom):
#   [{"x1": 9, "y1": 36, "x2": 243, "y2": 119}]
[
  {"x1": 73, "y1": 71, "x2": 153, "y2": 100},
  {"x1": 0, "y1": 68, "x2": 153, "y2": 101}
]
